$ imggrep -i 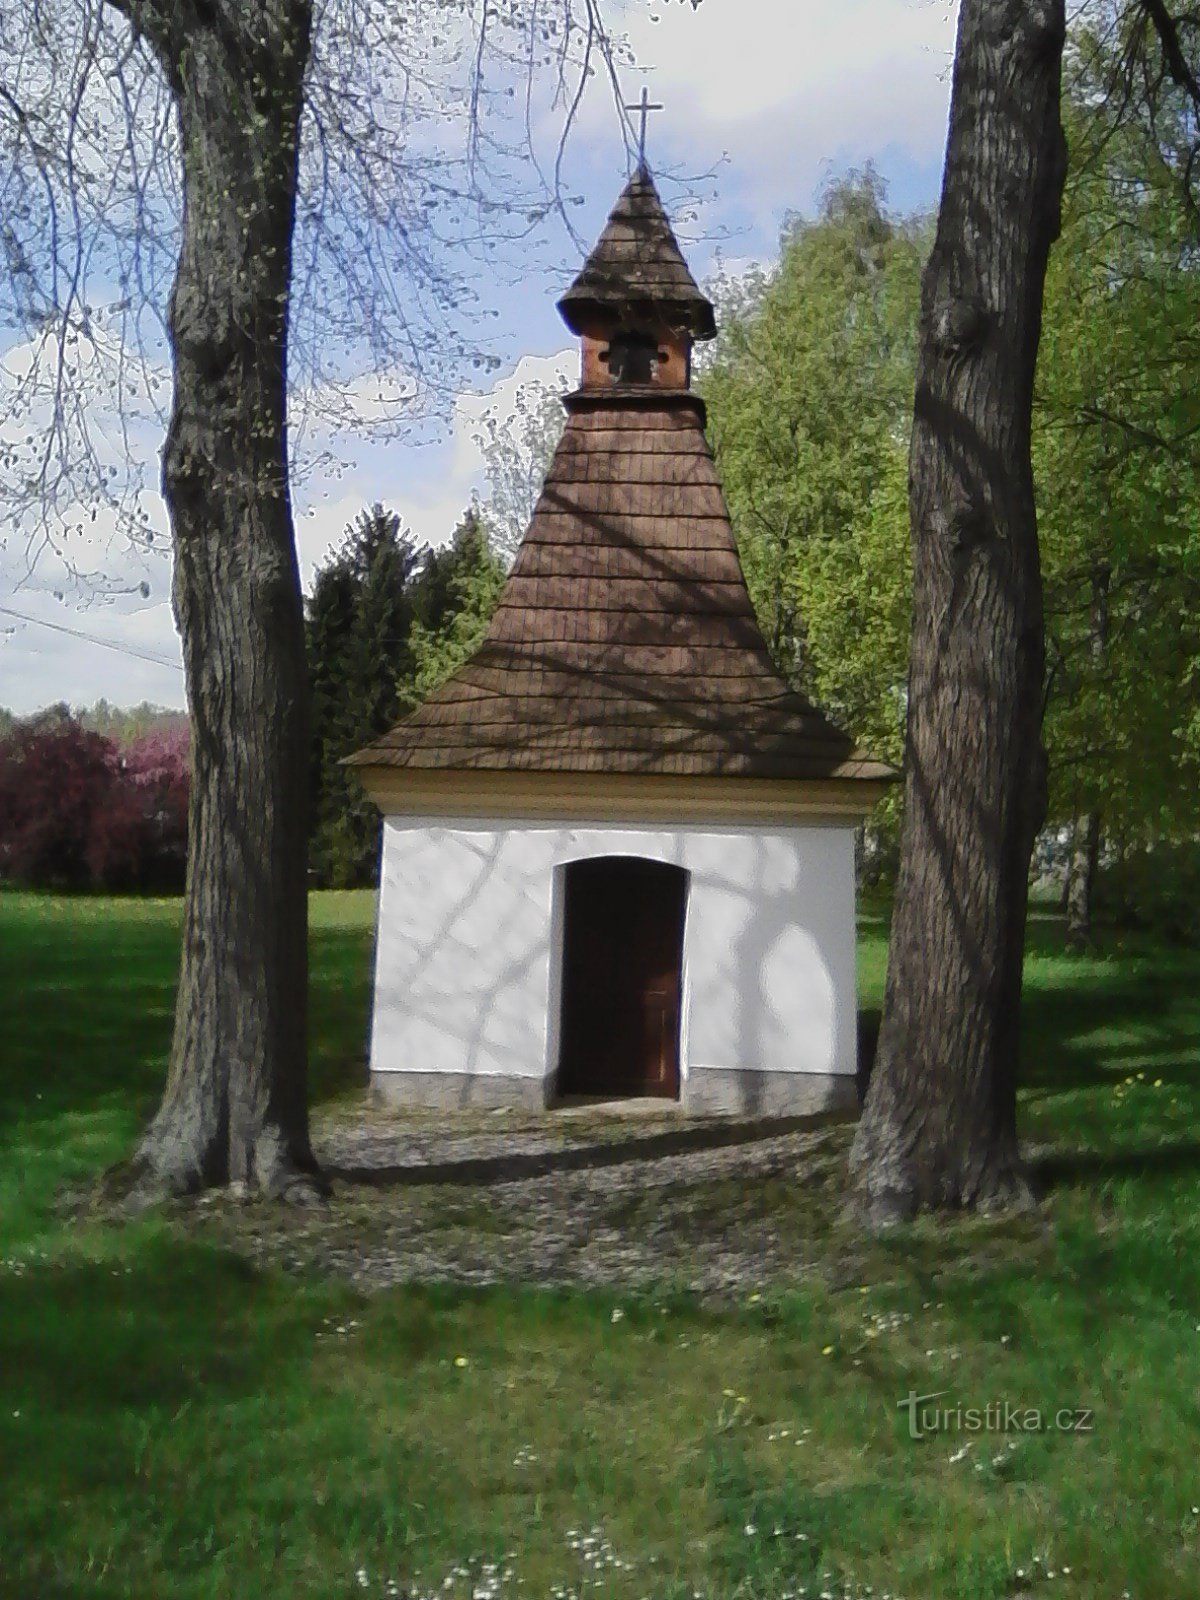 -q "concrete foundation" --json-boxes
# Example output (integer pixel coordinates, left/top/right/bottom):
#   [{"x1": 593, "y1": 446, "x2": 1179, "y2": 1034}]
[
  {"x1": 681, "y1": 1066, "x2": 858, "y2": 1118},
  {"x1": 370, "y1": 1066, "x2": 859, "y2": 1119}
]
